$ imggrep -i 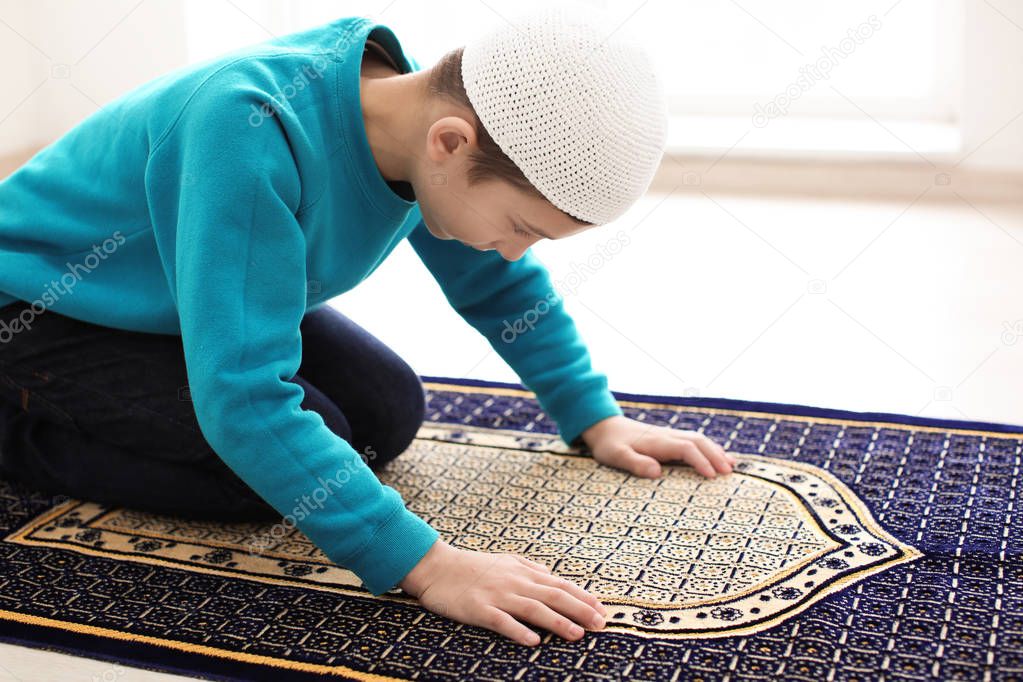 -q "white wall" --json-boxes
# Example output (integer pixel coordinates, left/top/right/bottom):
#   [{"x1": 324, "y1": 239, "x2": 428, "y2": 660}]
[
  {"x1": 0, "y1": 1, "x2": 42, "y2": 153},
  {"x1": 1, "y1": 0, "x2": 1021, "y2": 173},
  {"x1": 0, "y1": 0, "x2": 188, "y2": 157},
  {"x1": 960, "y1": 0, "x2": 1023, "y2": 172}
]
